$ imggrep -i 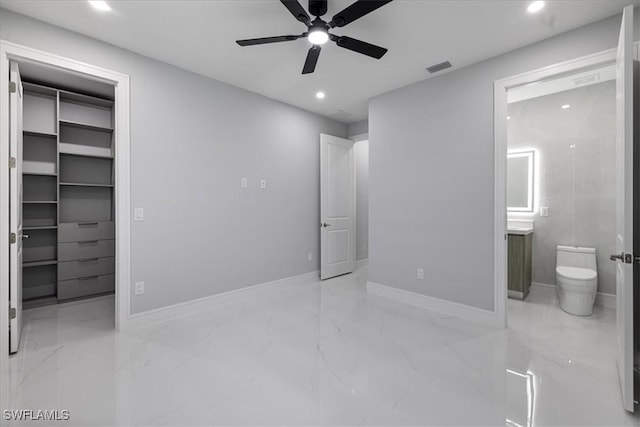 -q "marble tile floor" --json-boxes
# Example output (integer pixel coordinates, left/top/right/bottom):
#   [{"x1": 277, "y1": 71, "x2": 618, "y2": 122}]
[{"x1": 3, "y1": 268, "x2": 639, "y2": 426}]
